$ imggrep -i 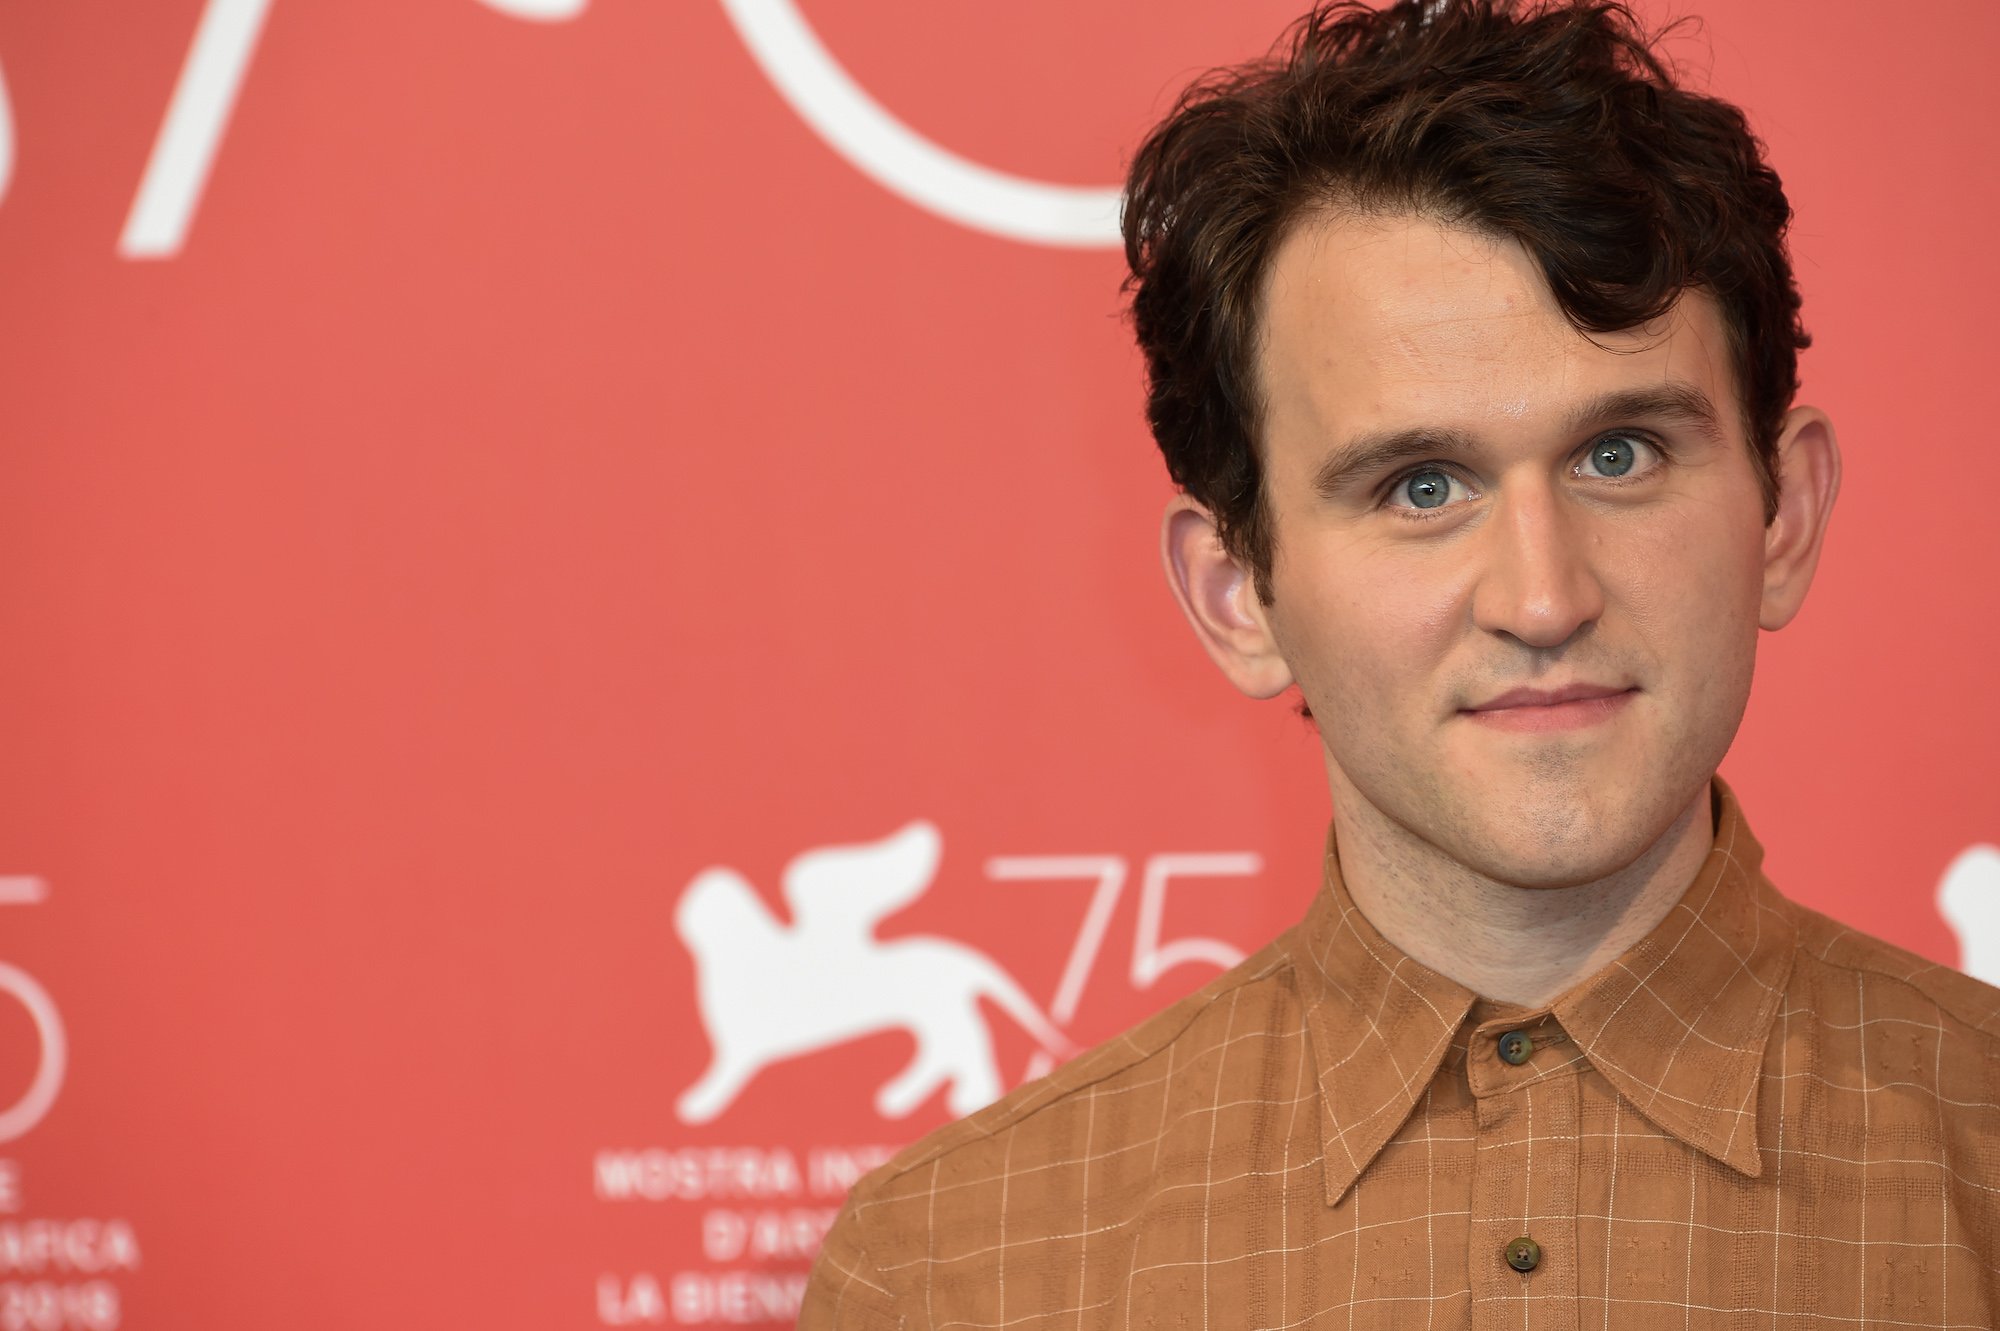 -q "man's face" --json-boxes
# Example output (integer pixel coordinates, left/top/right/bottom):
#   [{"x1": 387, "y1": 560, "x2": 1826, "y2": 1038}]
[{"x1": 1251, "y1": 211, "x2": 1770, "y2": 887}]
